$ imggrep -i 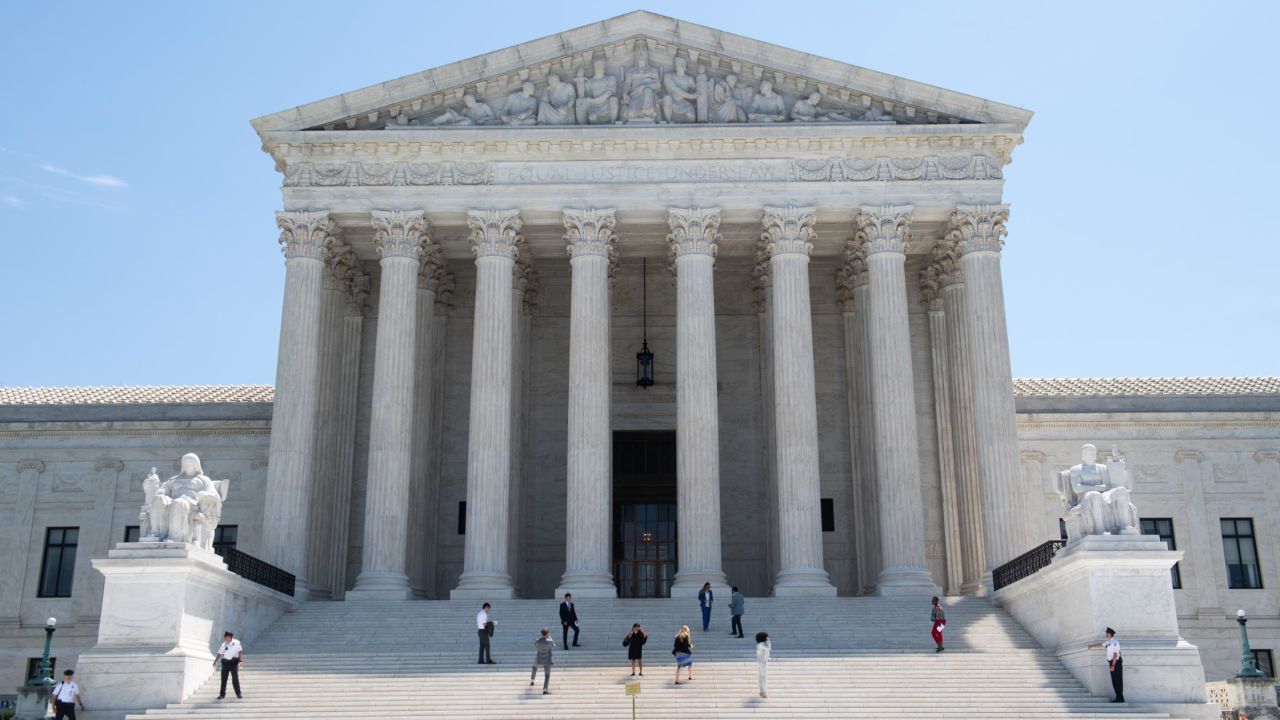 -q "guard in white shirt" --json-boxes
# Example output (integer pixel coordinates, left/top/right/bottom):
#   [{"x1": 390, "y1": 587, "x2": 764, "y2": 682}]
[
  {"x1": 213, "y1": 630, "x2": 245, "y2": 699},
  {"x1": 1088, "y1": 627, "x2": 1124, "y2": 703},
  {"x1": 50, "y1": 669, "x2": 85, "y2": 720},
  {"x1": 476, "y1": 603, "x2": 495, "y2": 664}
]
